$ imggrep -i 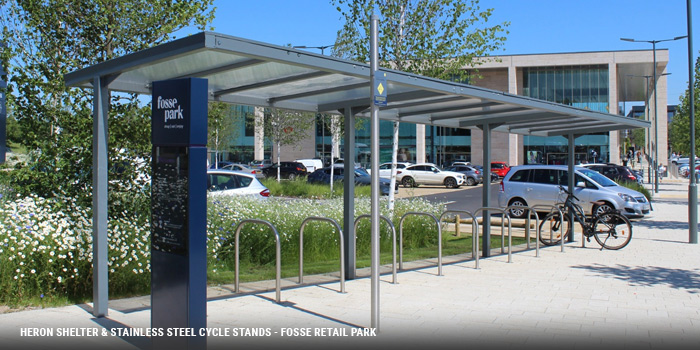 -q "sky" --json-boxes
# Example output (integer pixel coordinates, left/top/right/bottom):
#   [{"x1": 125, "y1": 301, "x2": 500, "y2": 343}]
[{"x1": 182, "y1": 0, "x2": 699, "y2": 114}]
